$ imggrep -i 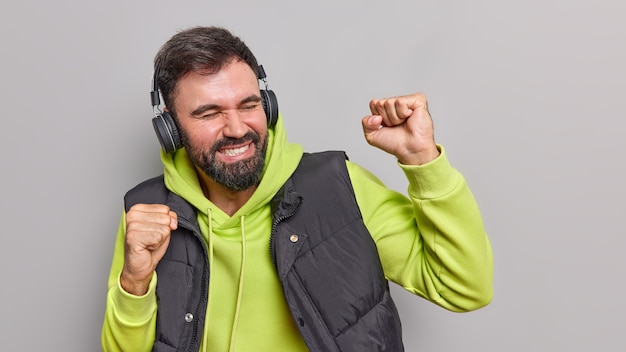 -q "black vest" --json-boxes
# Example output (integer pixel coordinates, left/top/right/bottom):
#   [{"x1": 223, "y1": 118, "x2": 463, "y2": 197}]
[{"x1": 124, "y1": 151, "x2": 404, "y2": 352}]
